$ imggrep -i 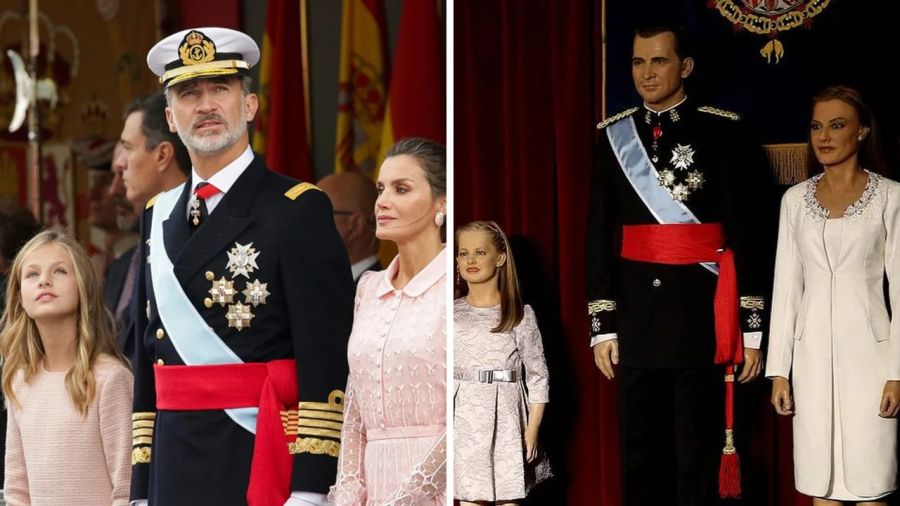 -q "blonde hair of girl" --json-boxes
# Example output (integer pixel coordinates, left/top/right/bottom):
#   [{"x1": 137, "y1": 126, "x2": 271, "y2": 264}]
[
  {"x1": 455, "y1": 220, "x2": 524, "y2": 333},
  {"x1": 0, "y1": 229, "x2": 127, "y2": 416}
]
